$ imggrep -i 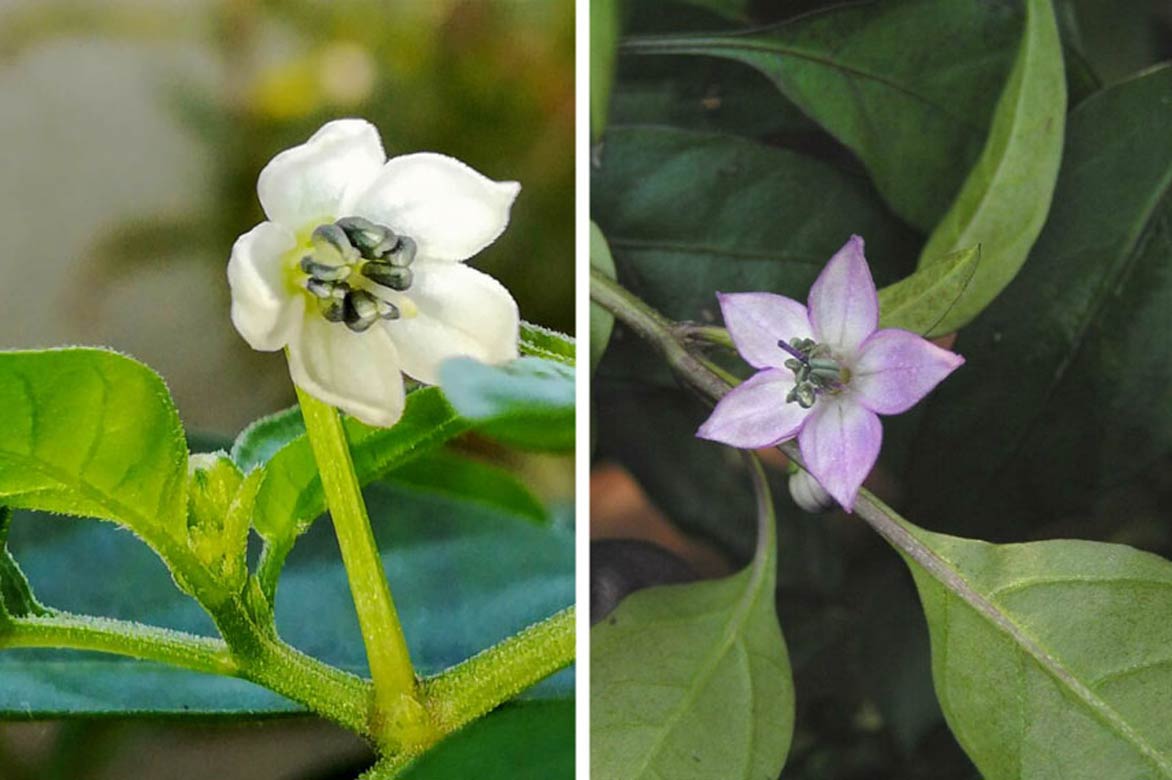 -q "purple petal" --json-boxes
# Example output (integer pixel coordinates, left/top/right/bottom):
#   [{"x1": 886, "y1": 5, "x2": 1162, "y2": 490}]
[
  {"x1": 807, "y1": 235, "x2": 878, "y2": 355},
  {"x1": 718, "y1": 292, "x2": 814, "y2": 370},
  {"x1": 798, "y1": 398, "x2": 881, "y2": 511},
  {"x1": 697, "y1": 368, "x2": 813, "y2": 449},
  {"x1": 851, "y1": 329, "x2": 965, "y2": 415}
]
